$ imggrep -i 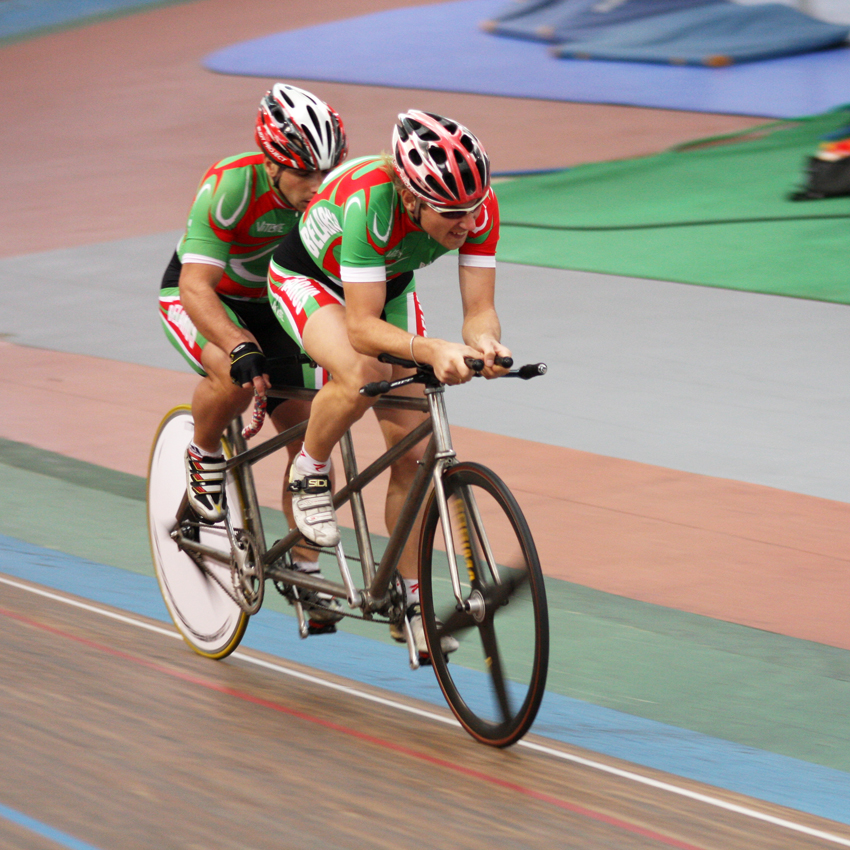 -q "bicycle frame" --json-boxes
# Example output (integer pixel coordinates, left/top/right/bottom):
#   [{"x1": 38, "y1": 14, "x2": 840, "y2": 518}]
[{"x1": 171, "y1": 381, "x2": 464, "y2": 638}]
